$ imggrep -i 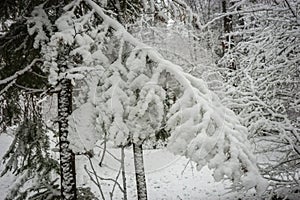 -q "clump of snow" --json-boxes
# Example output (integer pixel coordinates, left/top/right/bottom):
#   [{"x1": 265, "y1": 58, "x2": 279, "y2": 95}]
[
  {"x1": 69, "y1": 102, "x2": 100, "y2": 153},
  {"x1": 27, "y1": 3, "x2": 52, "y2": 49}
]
